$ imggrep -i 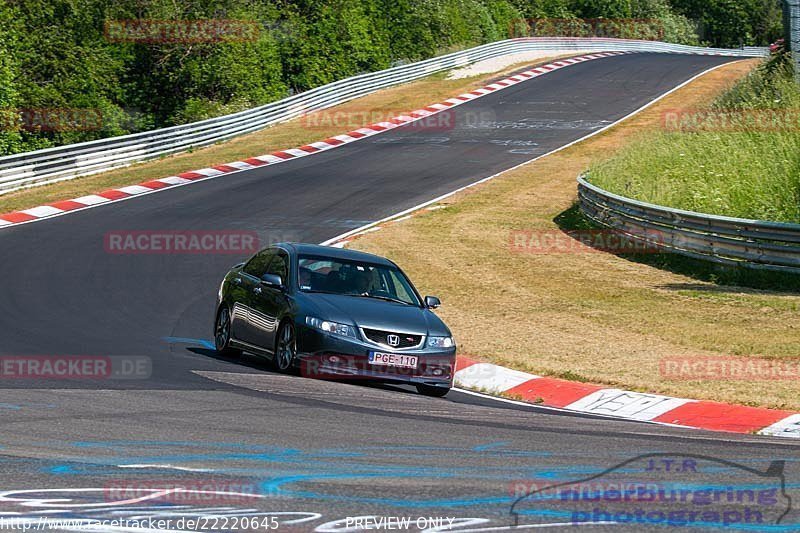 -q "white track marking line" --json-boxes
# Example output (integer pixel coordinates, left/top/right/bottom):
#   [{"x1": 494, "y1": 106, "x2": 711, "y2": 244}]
[
  {"x1": 253, "y1": 154, "x2": 286, "y2": 164},
  {"x1": 759, "y1": 414, "x2": 800, "y2": 437},
  {"x1": 72, "y1": 194, "x2": 110, "y2": 205},
  {"x1": 454, "y1": 363, "x2": 538, "y2": 392},
  {"x1": 158, "y1": 176, "x2": 192, "y2": 185},
  {"x1": 118, "y1": 464, "x2": 212, "y2": 472},
  {"x1": 116, "y1": 185, "x2": 154, "y2": 195},
  {"x1": 191, "y1": 168, "x2": 224, "y2": 177},
  {"x1": 20, "y1": 206, "x2": 63, "y2": 217},
  {"x1": 225, "y1": 161, "x2": 255, "y2": 170},
  {"x1": 309, "y1": 141, "x2": 336, "y2": 150},
  {"x1": 283, "y1": 148, "x2": 312, "y2": 157}
]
